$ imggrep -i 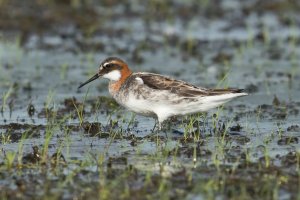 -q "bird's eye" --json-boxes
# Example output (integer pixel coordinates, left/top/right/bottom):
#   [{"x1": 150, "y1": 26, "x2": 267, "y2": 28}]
[{"x1": 103, "y1": 63, "x2": 110, "y2": 69}]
